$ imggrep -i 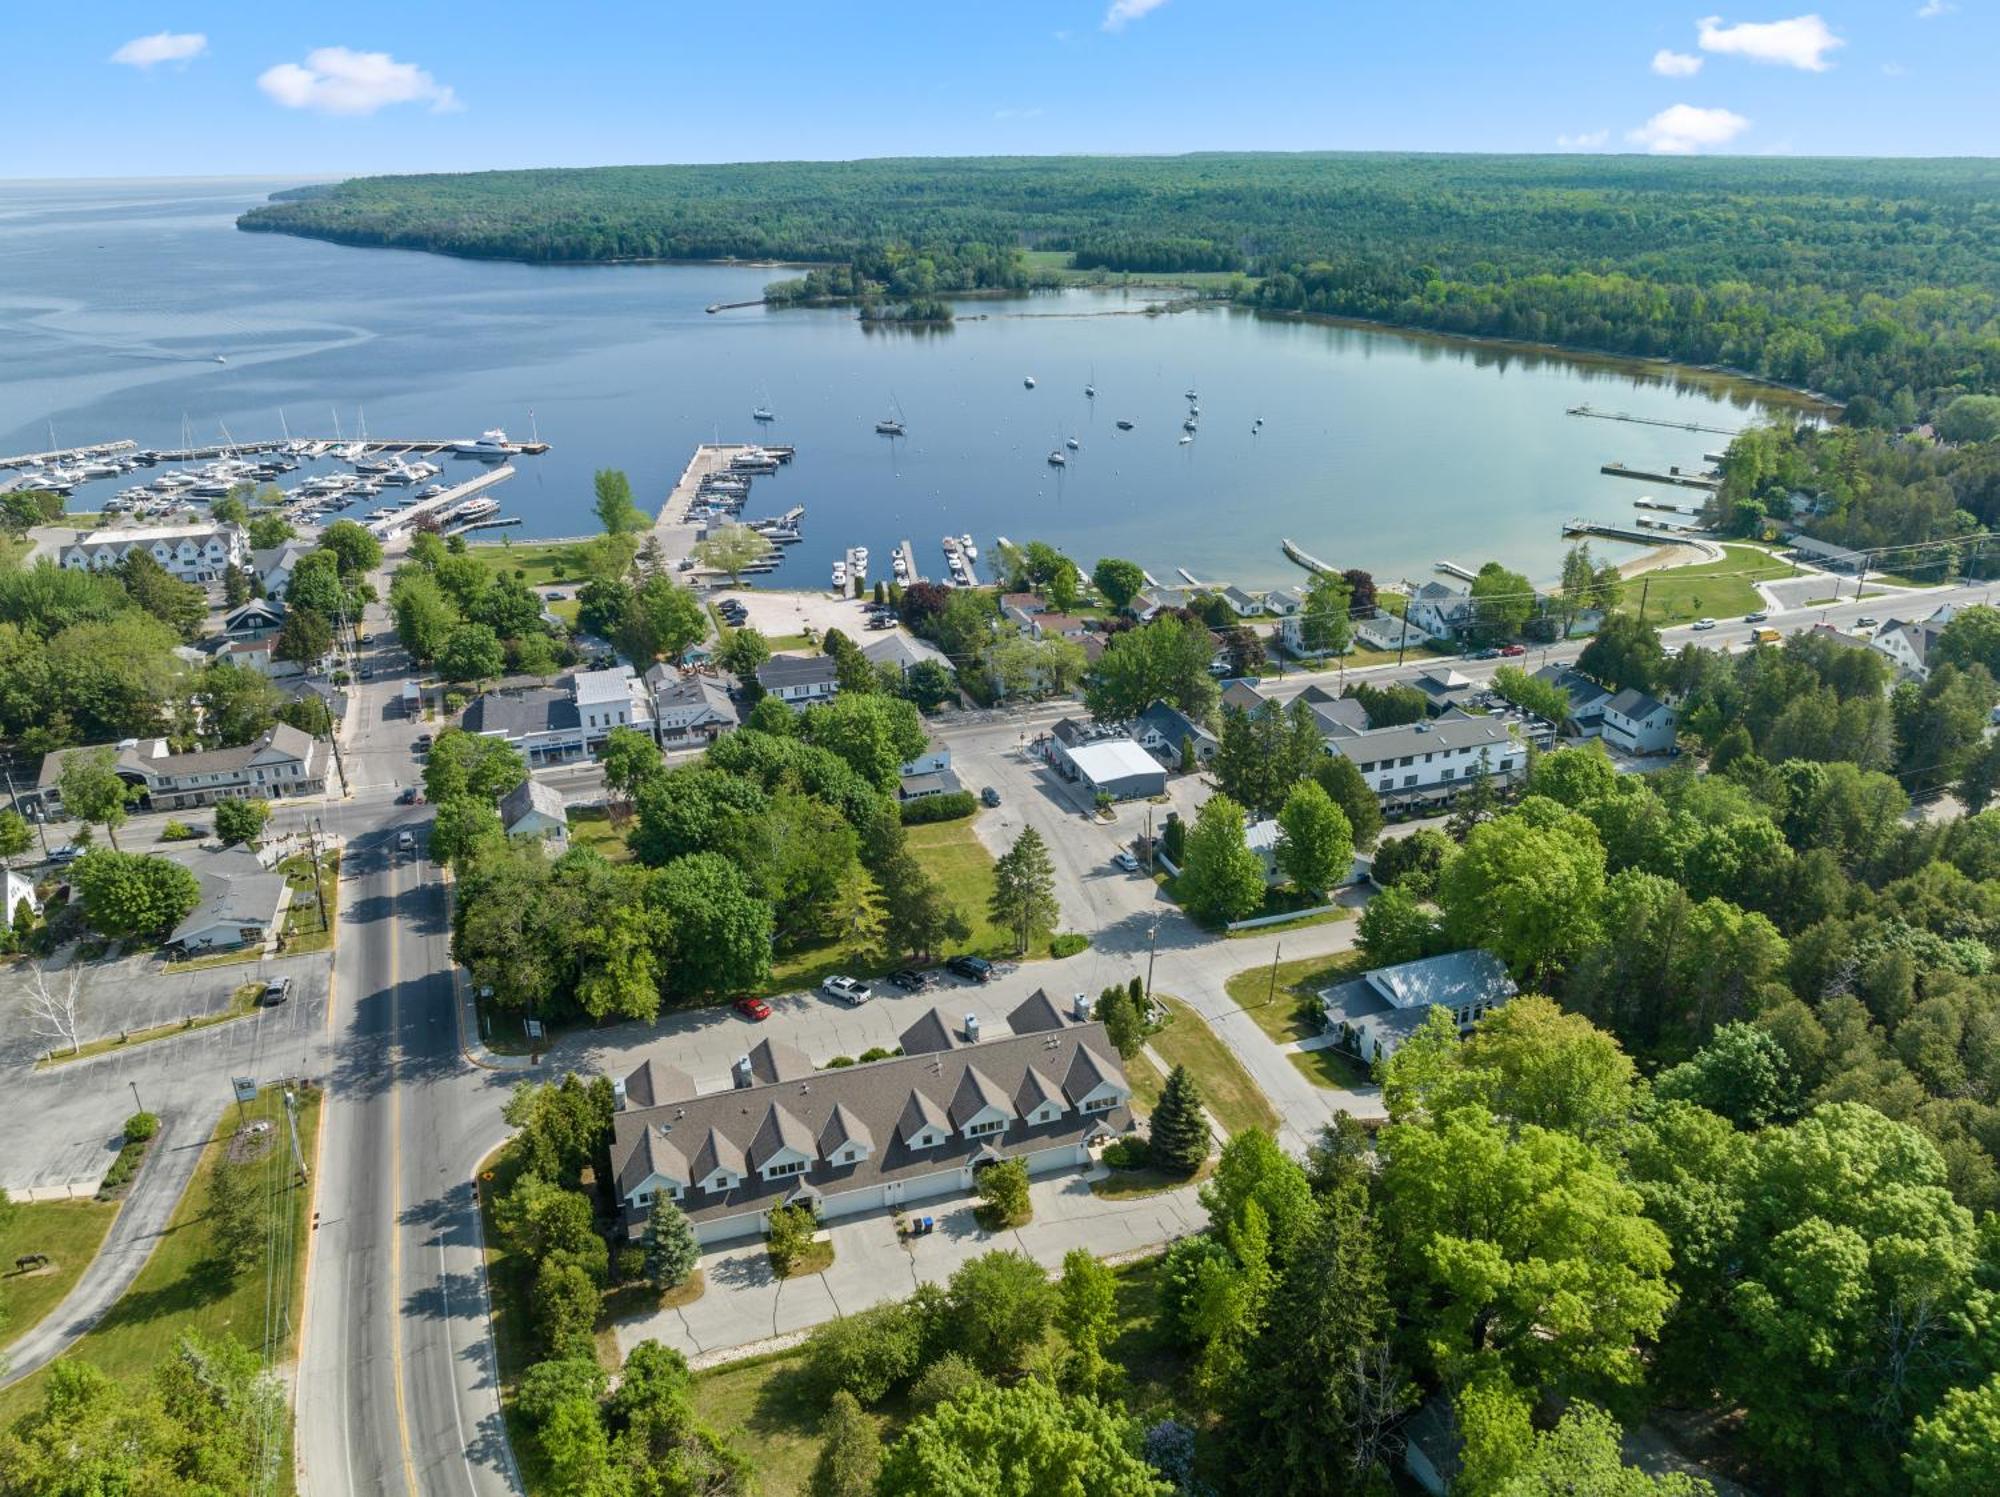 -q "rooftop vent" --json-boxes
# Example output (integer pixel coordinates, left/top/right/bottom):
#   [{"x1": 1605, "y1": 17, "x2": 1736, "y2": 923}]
[{"x1": 964, "y1": 1014, "x2": 981, "y2": 1043}]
